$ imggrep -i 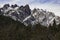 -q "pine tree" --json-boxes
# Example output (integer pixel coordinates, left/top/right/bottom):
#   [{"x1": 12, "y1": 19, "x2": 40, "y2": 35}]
[
  {"x1": 57, "y1": 24, "x2": 60, "y2": 31},
  {"x1": 53, "y1": 19, "x2": 56, "y2": 27}
]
